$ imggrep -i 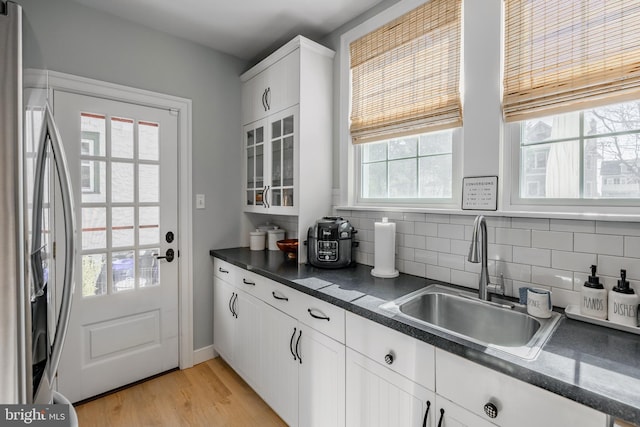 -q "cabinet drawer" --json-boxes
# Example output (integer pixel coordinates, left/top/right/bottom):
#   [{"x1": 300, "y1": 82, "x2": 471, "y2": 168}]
[
  {"x1": 436, "y1": 349, "x2": 607, "y2": 427},
  {"x1": 258, "y1": 278, "x2": 302, "y2": 319},
  {"x1": 346, "y1": 312, "x2": 435, "y2": 391},
  {"x1": 236, "y1": 269, "x2": 265, "y2": 298},
  {"x1": 296, "y1": 290, "x2": 345, "y2": 344},
  {"x1": 213, "y1": 258, "x2": 237, "y2": 283}
]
